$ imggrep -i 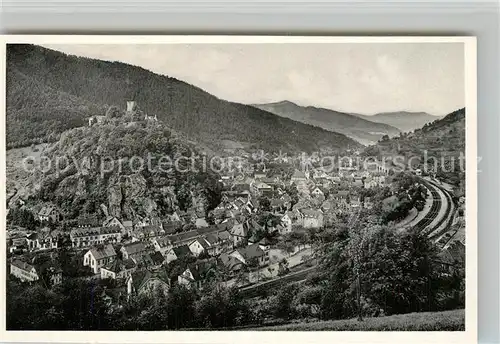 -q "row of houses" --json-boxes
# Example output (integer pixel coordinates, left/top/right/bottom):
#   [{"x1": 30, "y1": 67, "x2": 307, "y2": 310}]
[
  {"x1": 178, "y1": 241, "x2": 270, "y2": 290},
  {"x1": 83, "y1": 241, "x2": 165, "y2": 275},
  {"x1": 78, "y1": 221, "x2": 273, "y2": 295}
]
